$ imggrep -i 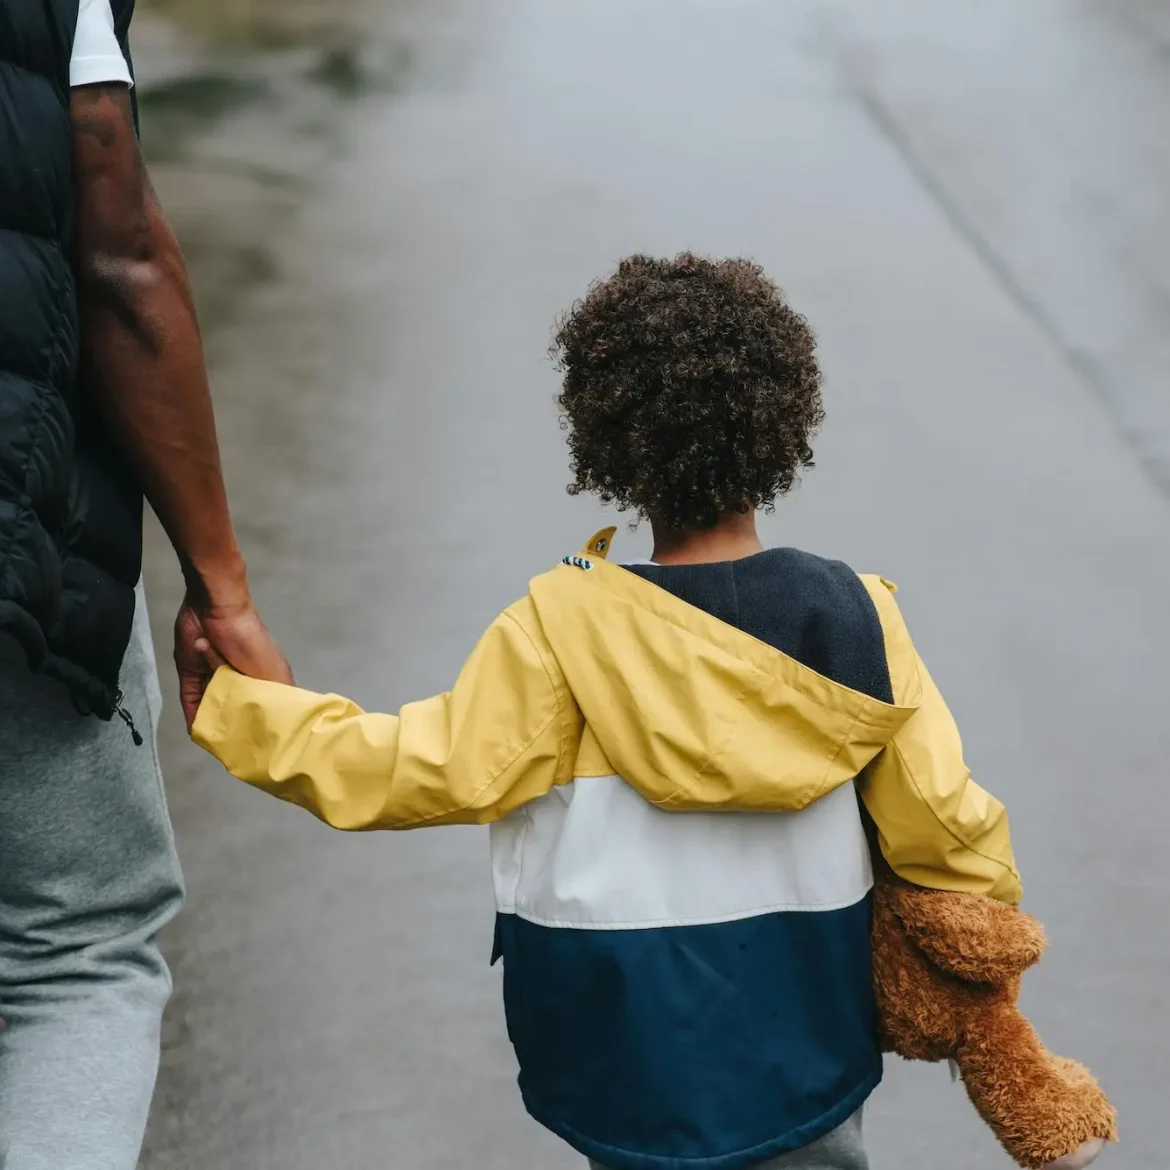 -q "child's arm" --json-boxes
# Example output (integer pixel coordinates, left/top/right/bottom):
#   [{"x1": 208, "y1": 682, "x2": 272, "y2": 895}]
[
  {"x1": 190, "y1": 601, "x2": 580, "y2": 830},
  {"x1": 857, "y1": 577, "x2": 1023, "y2": 905}
]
